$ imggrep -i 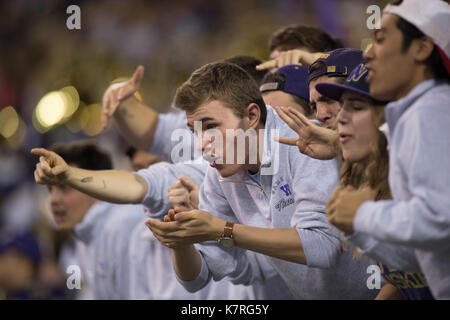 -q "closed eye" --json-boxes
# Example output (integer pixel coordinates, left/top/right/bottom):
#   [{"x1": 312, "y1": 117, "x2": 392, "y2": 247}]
[{"x1": 206, "y1": 123, "x2": 217, "y2": 130}]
